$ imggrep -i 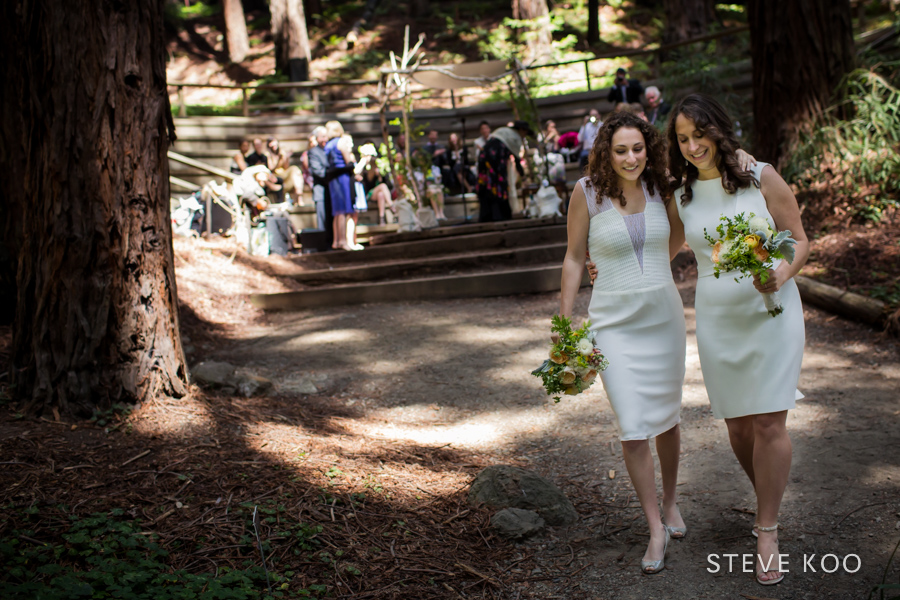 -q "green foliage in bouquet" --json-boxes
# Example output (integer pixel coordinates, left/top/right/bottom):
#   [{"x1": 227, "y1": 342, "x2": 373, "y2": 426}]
[
  {"x1": 532, "y1": 315, "x2": 609, "y2": 403},
  {"x1": 703, "y1": 212, "x2": 797, "y2": 284}
]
